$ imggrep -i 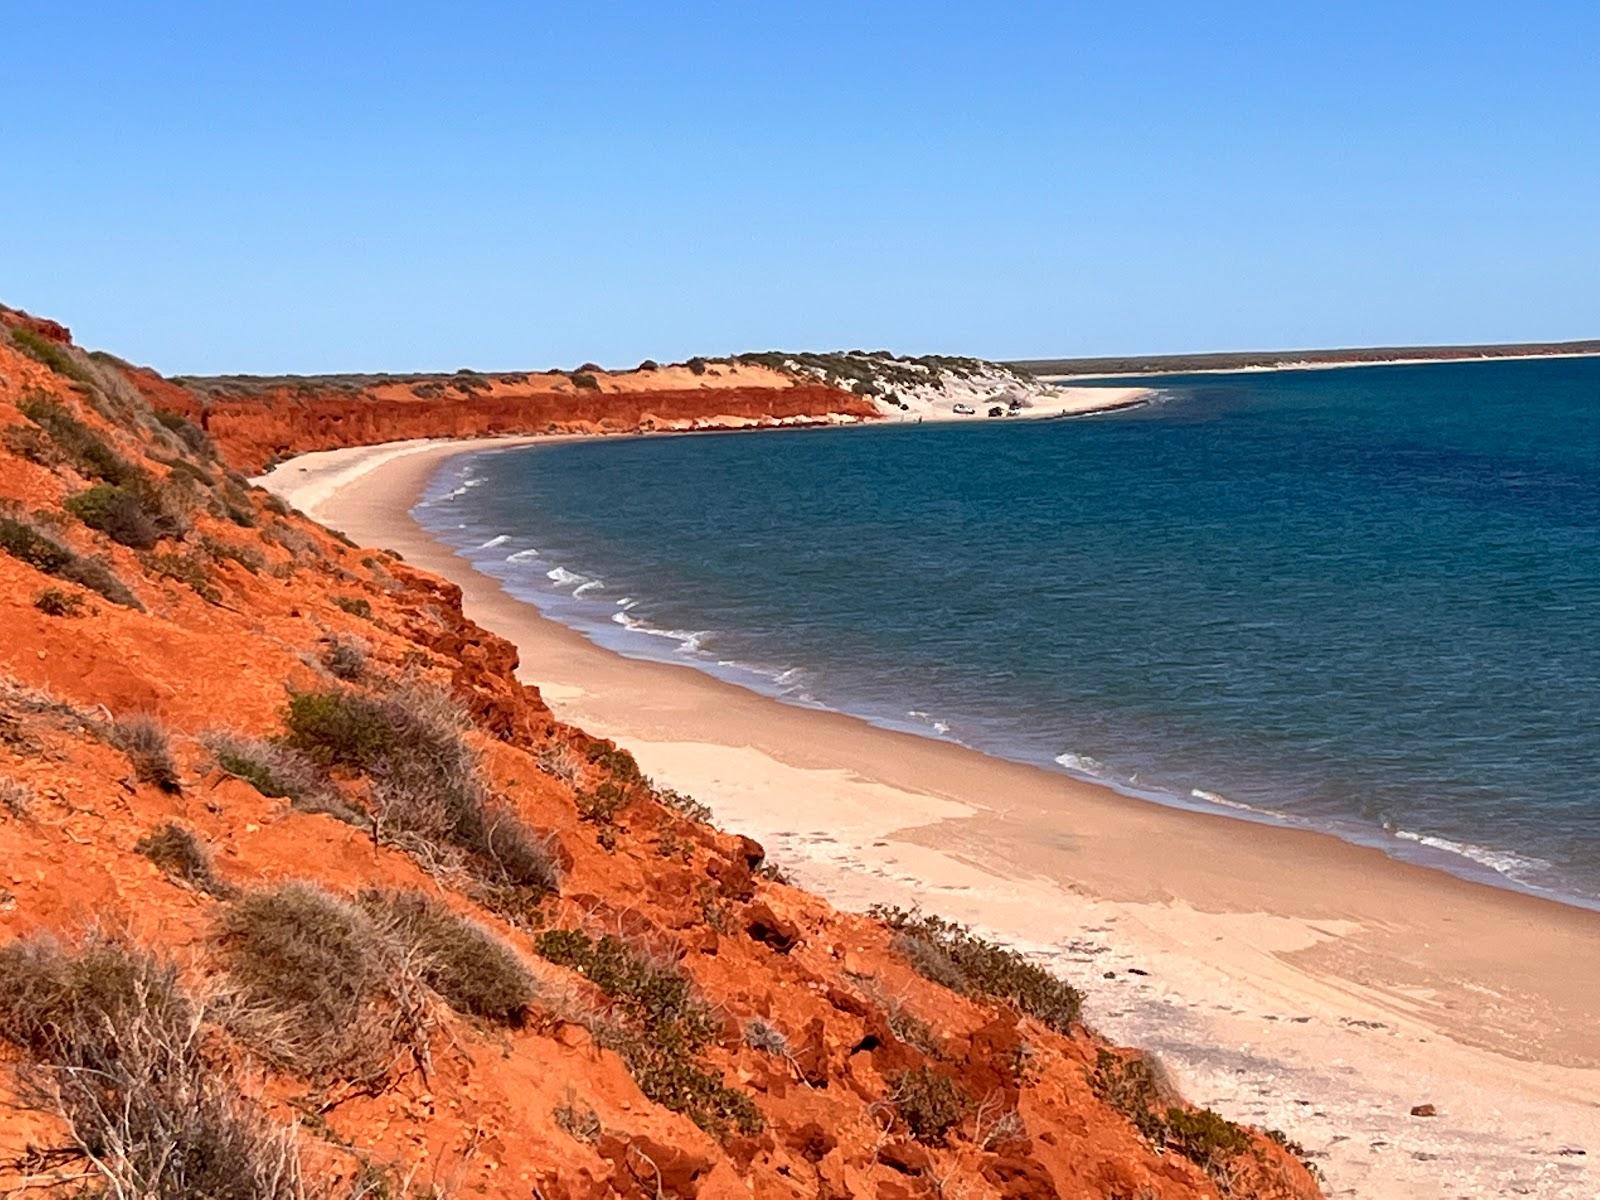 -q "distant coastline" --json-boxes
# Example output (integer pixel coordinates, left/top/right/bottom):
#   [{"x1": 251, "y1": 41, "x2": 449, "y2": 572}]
[{"x1": 1014, "y1": 338, "x2": 1600, "y2": 379}]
